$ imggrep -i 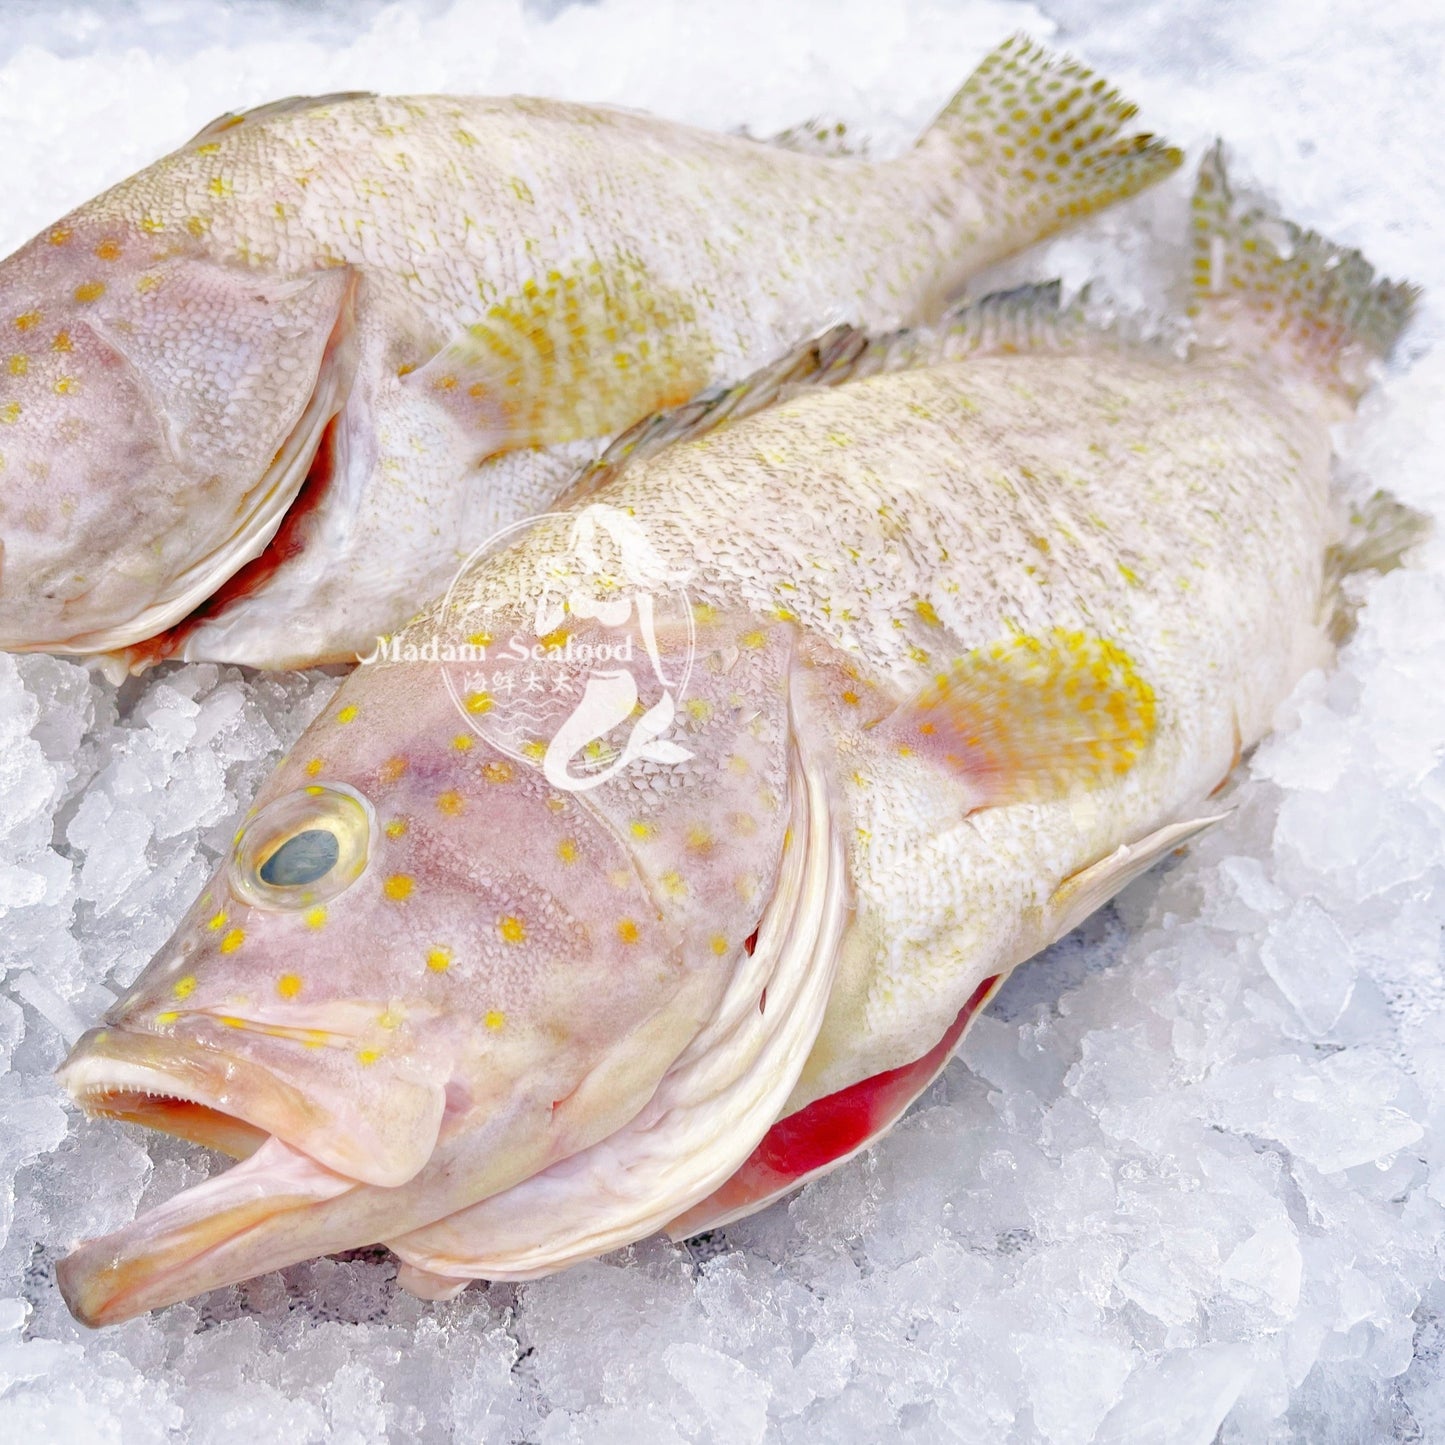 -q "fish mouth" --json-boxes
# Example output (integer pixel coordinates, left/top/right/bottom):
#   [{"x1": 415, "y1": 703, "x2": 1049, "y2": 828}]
[
  {"x1": 56, "y1": 1026, "x2": 369, "y2": 1328},
  {"x1": 39, "y1": 272, "x2": 358, "y2": 661}
]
